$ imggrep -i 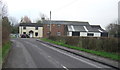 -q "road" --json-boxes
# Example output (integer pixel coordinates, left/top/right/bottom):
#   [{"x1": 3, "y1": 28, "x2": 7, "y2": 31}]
[{"x1": 3, "y1": 38, "x2": 113, "y2": 69}]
